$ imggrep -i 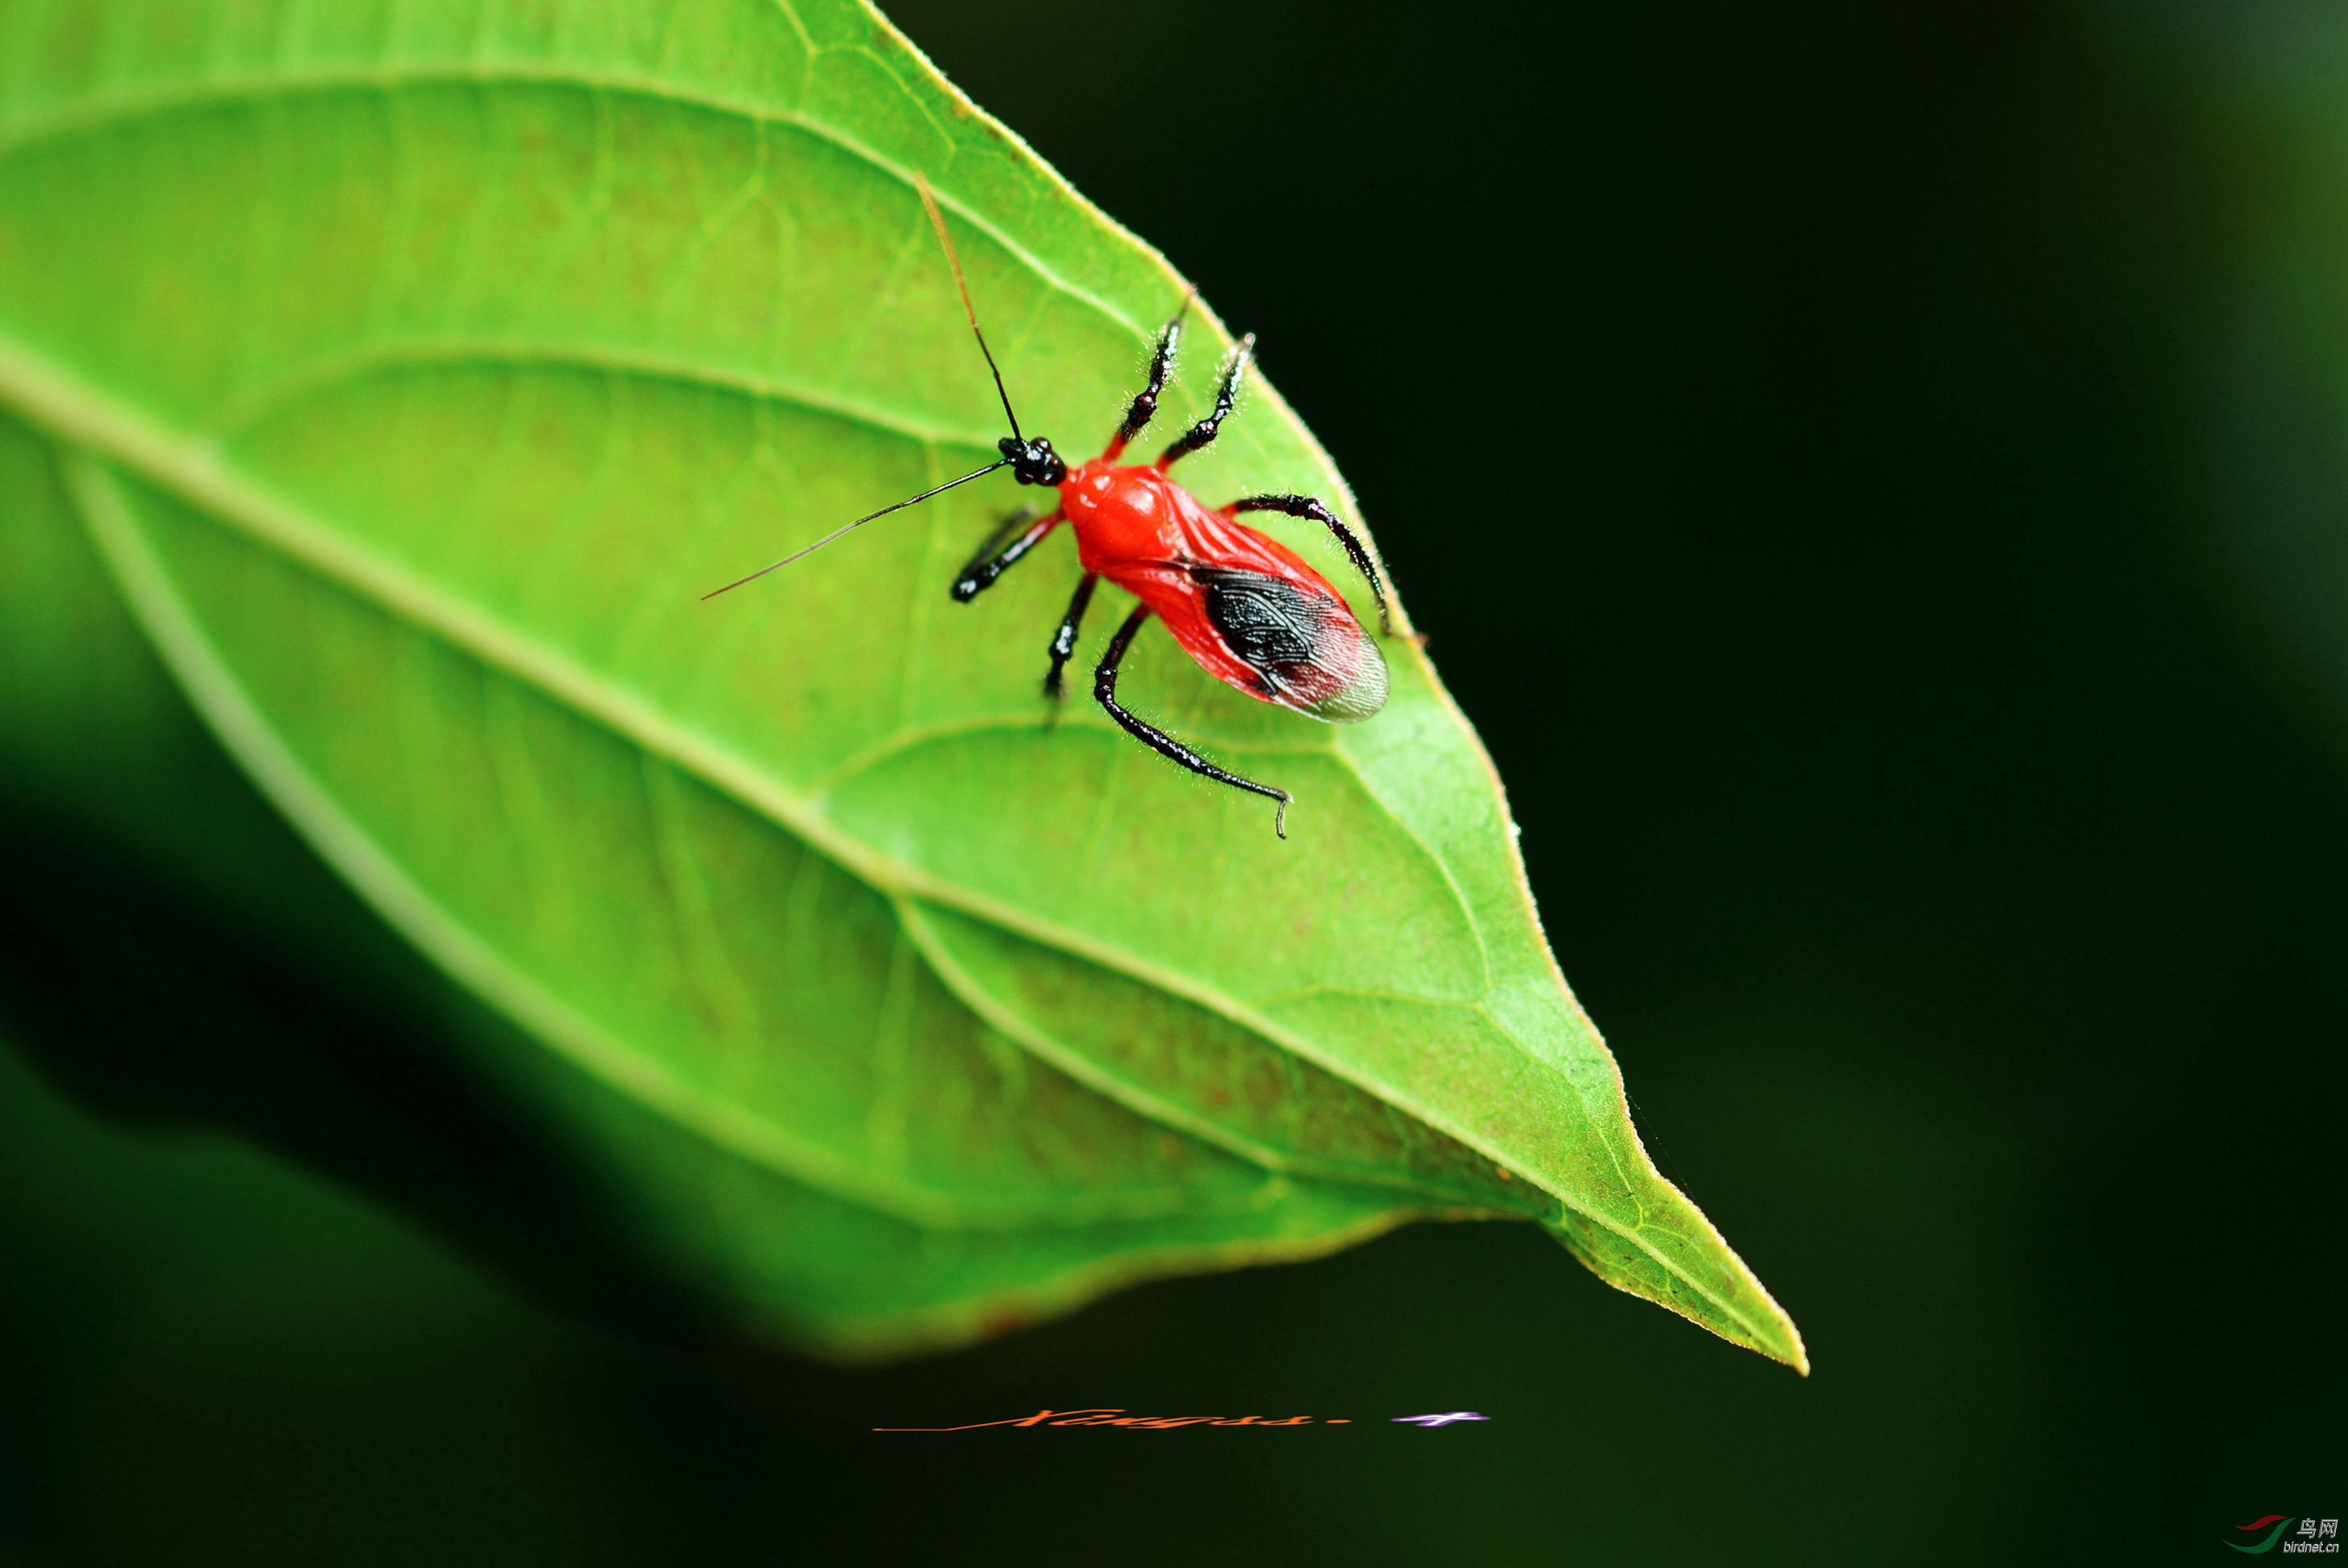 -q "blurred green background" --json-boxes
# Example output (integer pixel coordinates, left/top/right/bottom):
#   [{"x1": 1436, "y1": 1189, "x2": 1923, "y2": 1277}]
[{"x1": 2, "y1": 0, "x2": 2343, "y2": 1562}]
